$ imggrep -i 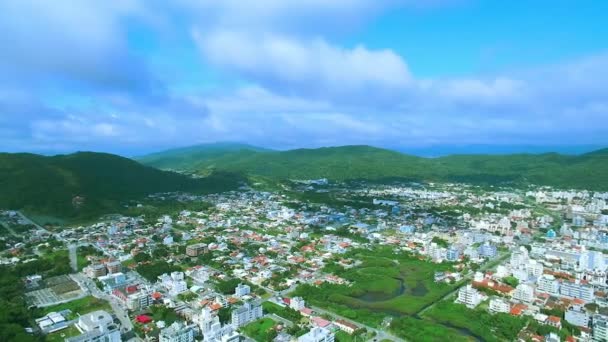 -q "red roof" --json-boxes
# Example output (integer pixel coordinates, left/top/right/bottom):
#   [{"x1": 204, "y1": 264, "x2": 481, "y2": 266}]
[
  {"x1": 311, "y1": 316, "x2": 331, "y2": 328},
  {"x1": 299, "y1": 308, "x2": 313, "y2": 316},
  {"x1": 548, "y1": 316, "x2": 561, "y2": 323},
  {"x1": 151, "y1": 292, "x2": 162, "y2": 300},
  {"x1": 510, "y1": 304, "x2": 527, "y2": 316},
  {"x1": 136, "y1": 315, "x2": 152, "y2": 323}
]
